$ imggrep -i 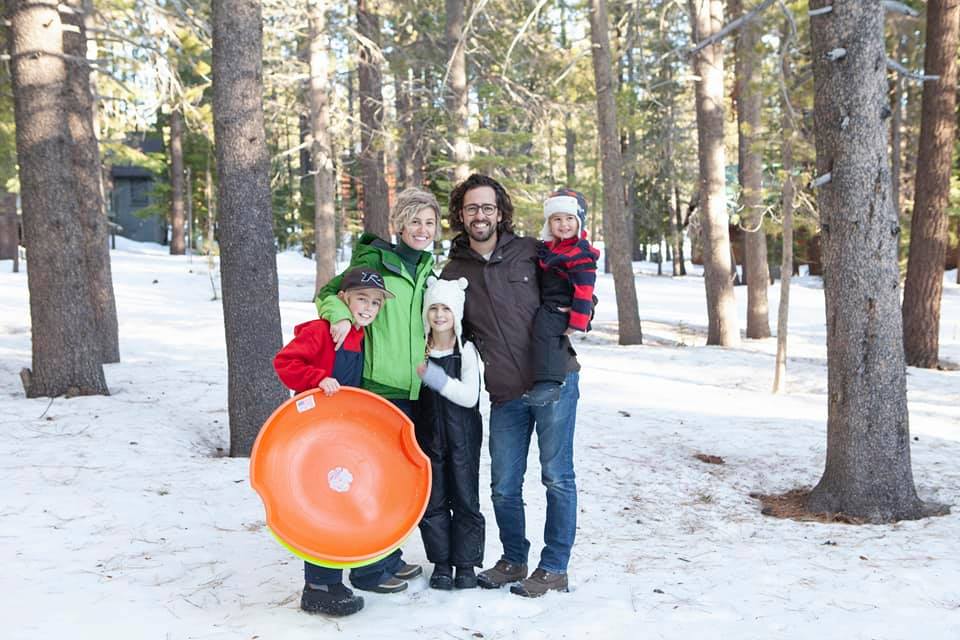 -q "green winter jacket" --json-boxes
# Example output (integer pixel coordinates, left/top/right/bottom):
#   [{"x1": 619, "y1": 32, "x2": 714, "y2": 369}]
[{"x1": 315, "y1": 233, "x2": 434, "y2": 400}]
